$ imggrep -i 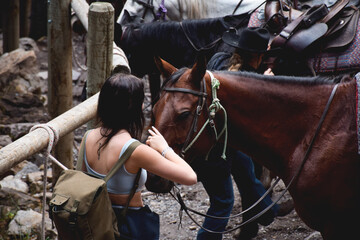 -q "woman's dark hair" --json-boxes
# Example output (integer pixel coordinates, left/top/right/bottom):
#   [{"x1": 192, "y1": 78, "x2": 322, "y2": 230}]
[{"x1": 96, "y1": 73, "x2": 145, "y2": 150}]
